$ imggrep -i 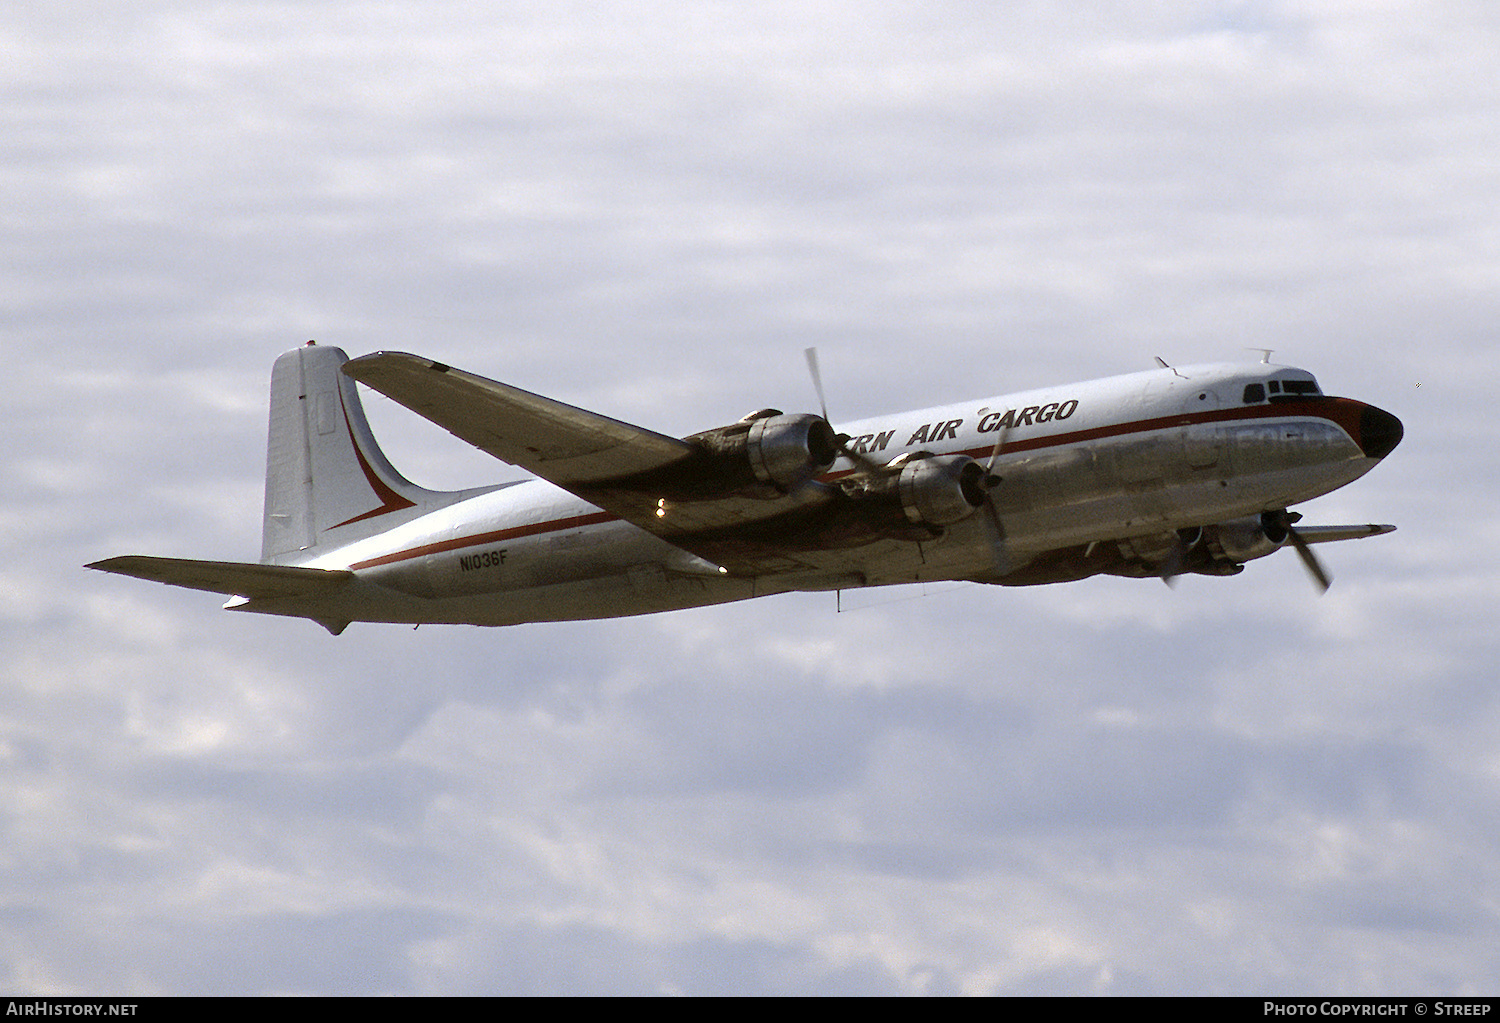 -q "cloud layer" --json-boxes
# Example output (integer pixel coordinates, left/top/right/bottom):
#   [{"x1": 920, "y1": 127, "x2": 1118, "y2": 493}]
[{"x1": 4, "y1": 0, "x2": 1496, "y2": 994}]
